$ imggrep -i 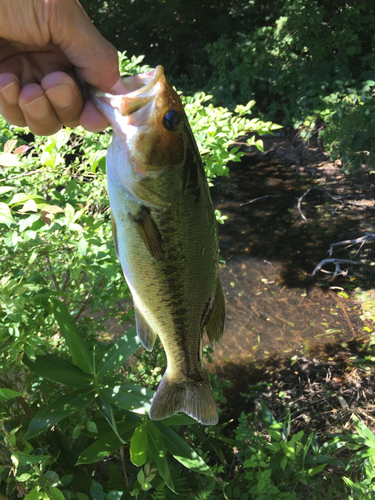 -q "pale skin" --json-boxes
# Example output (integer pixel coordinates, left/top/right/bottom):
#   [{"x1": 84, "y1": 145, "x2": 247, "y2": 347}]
[{"x1": 0, "y1": 0, "x2": 126, "y2": 135}]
